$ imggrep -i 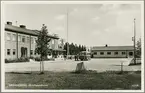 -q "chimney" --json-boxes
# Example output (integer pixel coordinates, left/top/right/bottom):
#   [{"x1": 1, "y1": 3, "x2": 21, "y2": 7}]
[
  {"x1": 105, "y1": 44, "x2": 108, "y2": 47},
  {"x1": 7, "y1": 21, "x2": 12, "y2": 25},
  {"x1": 20, "y1": 25, "x2": 26, "y2": 29}
]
